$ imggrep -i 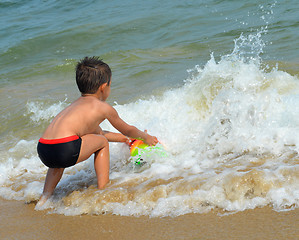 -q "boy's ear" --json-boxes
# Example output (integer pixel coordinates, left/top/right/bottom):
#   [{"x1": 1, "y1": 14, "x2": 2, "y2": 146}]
[{"x1": 100, "y1": 83, "x2": 108, "y2": 92}]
